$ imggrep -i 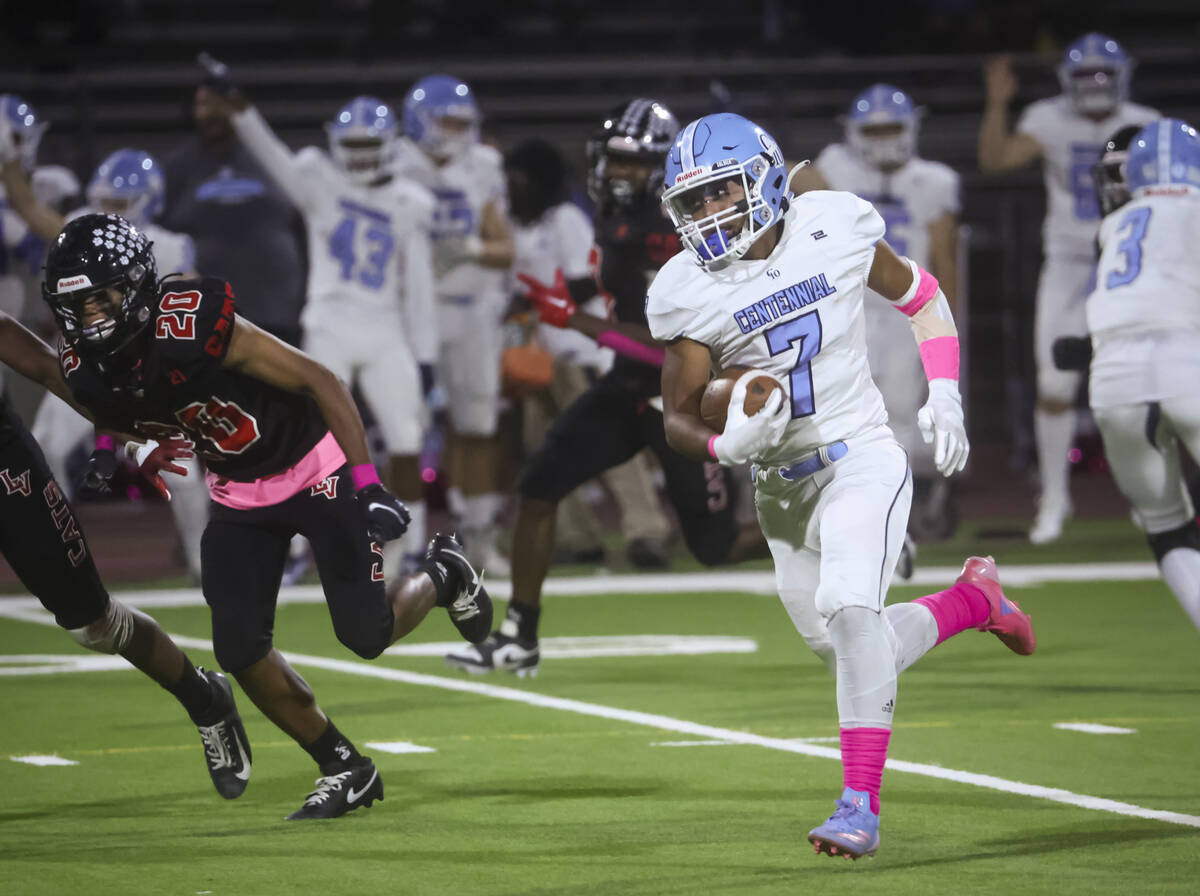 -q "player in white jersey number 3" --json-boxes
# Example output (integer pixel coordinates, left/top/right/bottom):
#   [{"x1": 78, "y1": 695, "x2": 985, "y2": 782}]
[{"x1": 646, "y1": 113, "x2": 1037, "y2": 860}]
